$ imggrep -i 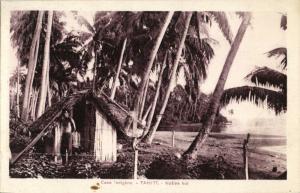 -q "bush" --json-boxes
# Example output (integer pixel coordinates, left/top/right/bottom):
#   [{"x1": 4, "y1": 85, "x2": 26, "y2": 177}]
[{"x1": 145, "y1": 155, "x2": 188, "y2": 179}]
